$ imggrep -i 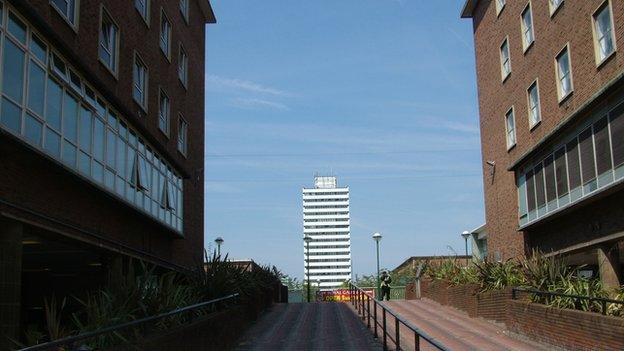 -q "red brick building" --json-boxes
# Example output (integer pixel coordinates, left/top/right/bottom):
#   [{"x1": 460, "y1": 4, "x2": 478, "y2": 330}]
[
  {"x1": 0, "y1": 0, "x2": 214, "y2": 346},
  {"x1": 461, "y1": 0, "x2": 623, "y2": 287}
]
